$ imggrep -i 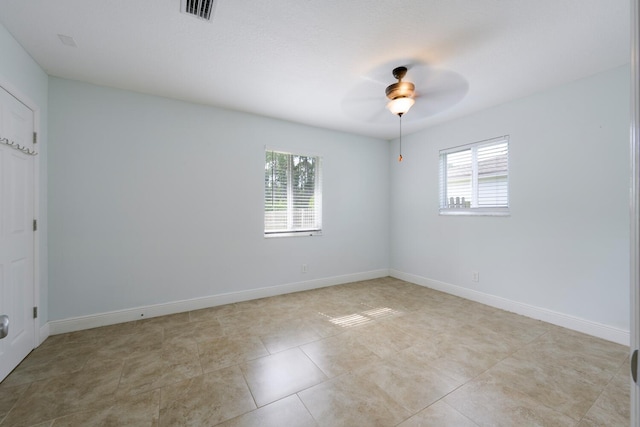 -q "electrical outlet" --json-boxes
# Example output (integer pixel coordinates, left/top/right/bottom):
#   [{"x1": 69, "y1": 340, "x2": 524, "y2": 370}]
[
  {"x1": 301, "y1": 264, "x2": 308, "y2": 273},
  {"x1": 472, "y1": 271, "x2": 480, "y2": 282}
]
